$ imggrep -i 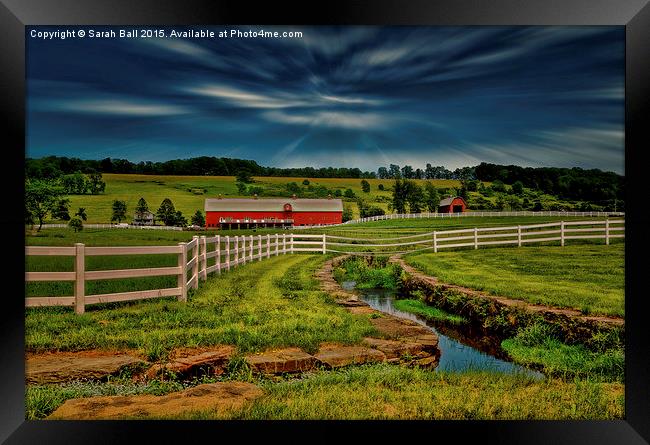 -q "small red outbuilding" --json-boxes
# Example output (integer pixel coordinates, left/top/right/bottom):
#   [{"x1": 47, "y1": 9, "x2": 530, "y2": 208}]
[{"x1": 438, "y1": 196, "x2": 468, "y2": 213}]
